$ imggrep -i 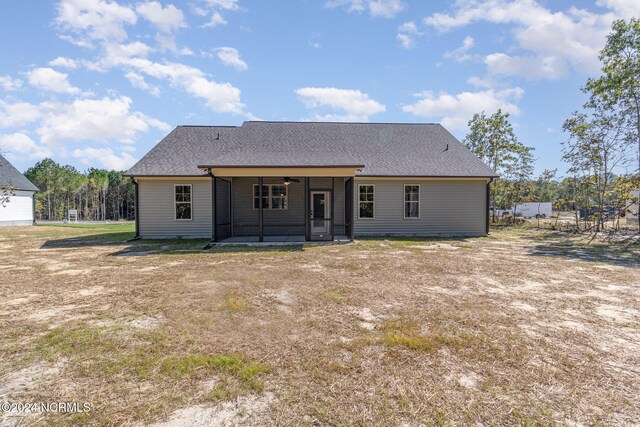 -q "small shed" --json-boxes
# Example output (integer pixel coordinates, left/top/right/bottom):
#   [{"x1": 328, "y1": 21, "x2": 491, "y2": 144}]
[{"x1": 0, "y1": 154, "x2": 38, "y2": 226}]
